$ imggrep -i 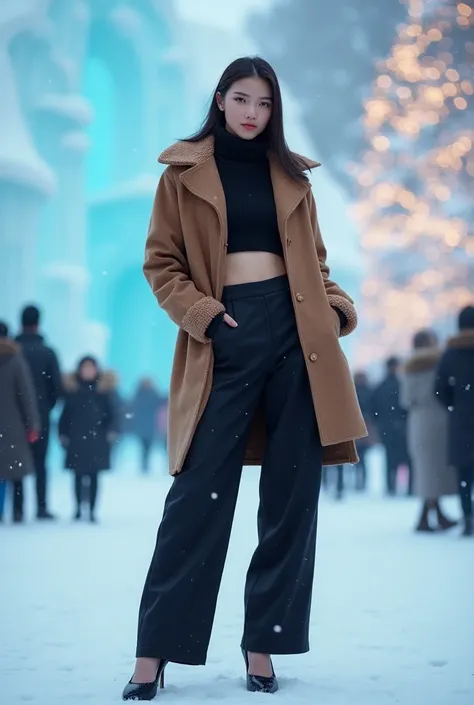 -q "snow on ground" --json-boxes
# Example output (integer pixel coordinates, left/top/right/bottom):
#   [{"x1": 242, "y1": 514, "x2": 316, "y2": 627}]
[{"x1": 1, "y1": 446, "x2": 473, "y2": 705}]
